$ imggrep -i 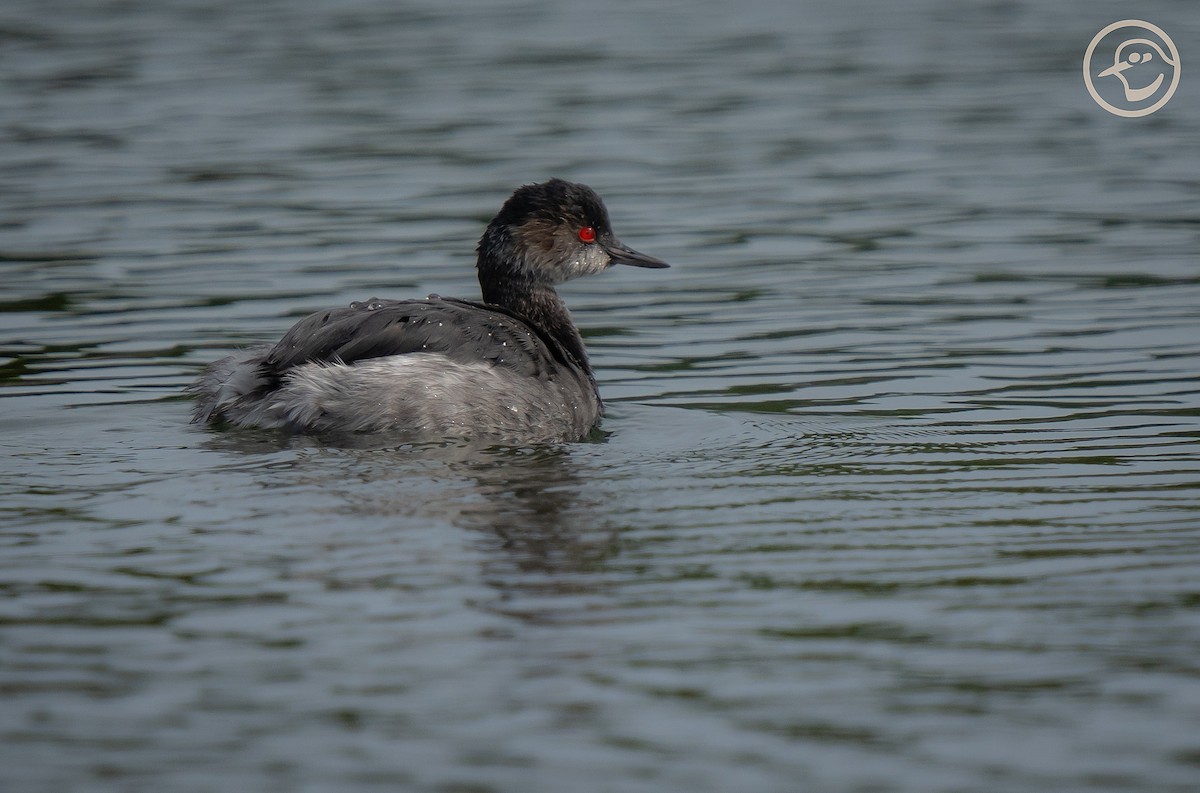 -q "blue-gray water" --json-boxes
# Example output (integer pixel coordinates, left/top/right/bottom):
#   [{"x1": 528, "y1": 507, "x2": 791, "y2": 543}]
[{"x1": 3, "y1": 1, "x2": 1199, "y2": 791}]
